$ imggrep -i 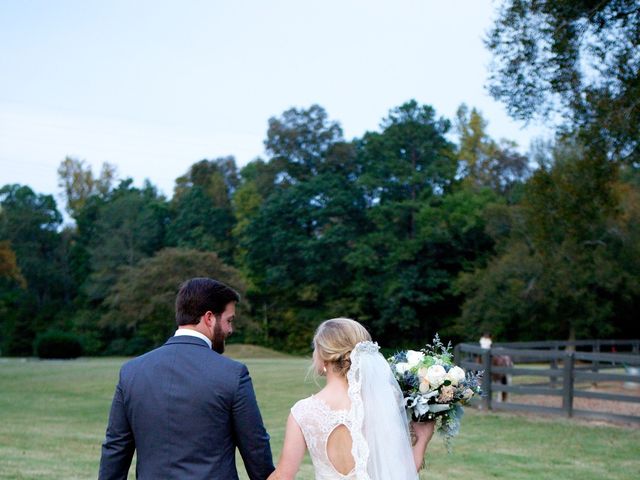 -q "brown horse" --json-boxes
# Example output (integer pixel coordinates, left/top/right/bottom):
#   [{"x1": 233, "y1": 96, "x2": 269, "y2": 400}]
[
  {"x1": 491, "y1": 354, "x2": 513, "y2": 402},
  {"x1": 474, "y1": 351, "x2": 514, "y2": 402}
]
